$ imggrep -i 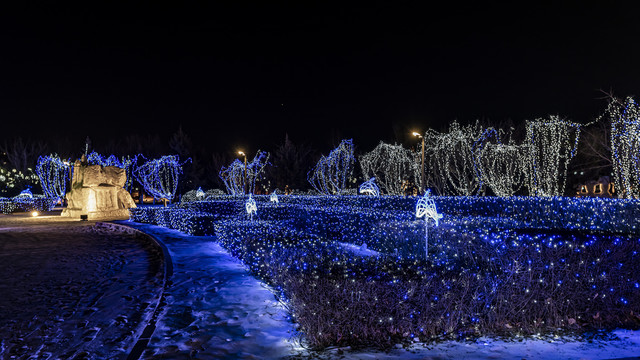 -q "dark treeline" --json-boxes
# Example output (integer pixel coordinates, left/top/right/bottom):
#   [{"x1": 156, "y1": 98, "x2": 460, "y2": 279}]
[{"x1": 0, "y1": 128, "x2": 324, "y2": 195}]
